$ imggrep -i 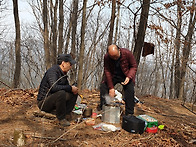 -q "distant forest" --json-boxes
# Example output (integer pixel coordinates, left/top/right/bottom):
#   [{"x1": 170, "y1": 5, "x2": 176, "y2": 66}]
[{"x1": 0, "y1": 0, "x2": 195, "y2": 104}]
